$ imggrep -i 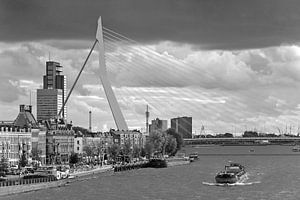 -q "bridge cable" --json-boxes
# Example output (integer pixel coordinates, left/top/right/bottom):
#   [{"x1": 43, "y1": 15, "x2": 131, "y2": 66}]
[{"x1": 58, "y1": 39, "x2": 98, "y2": 118}]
